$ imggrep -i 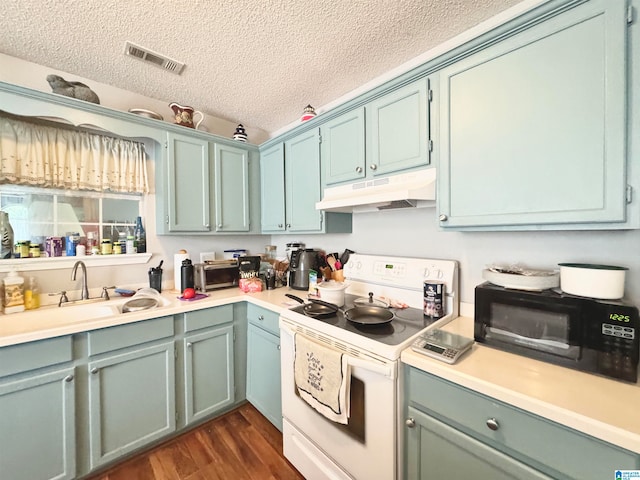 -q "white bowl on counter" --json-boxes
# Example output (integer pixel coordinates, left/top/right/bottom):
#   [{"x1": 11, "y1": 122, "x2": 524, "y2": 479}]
[
  {"x1": 558, "y1": 263, "x2": 627, "y2": 300},
  {"x1": 315, "y1": 280, "x2": 349, "y2": 307}
]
